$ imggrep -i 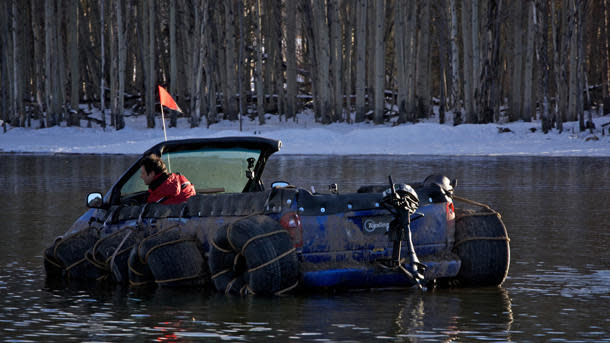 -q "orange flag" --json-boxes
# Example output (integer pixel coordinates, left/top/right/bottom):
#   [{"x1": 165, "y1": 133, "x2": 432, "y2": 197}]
[{"x1": 158, "y1": 85, "x2": 182, "y2": 113}]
